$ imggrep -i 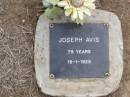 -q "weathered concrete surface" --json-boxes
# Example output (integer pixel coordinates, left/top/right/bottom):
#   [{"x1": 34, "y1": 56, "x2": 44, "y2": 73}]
[{"x1": 35, "y1": 9, "x2": 123, "y2": 97}]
